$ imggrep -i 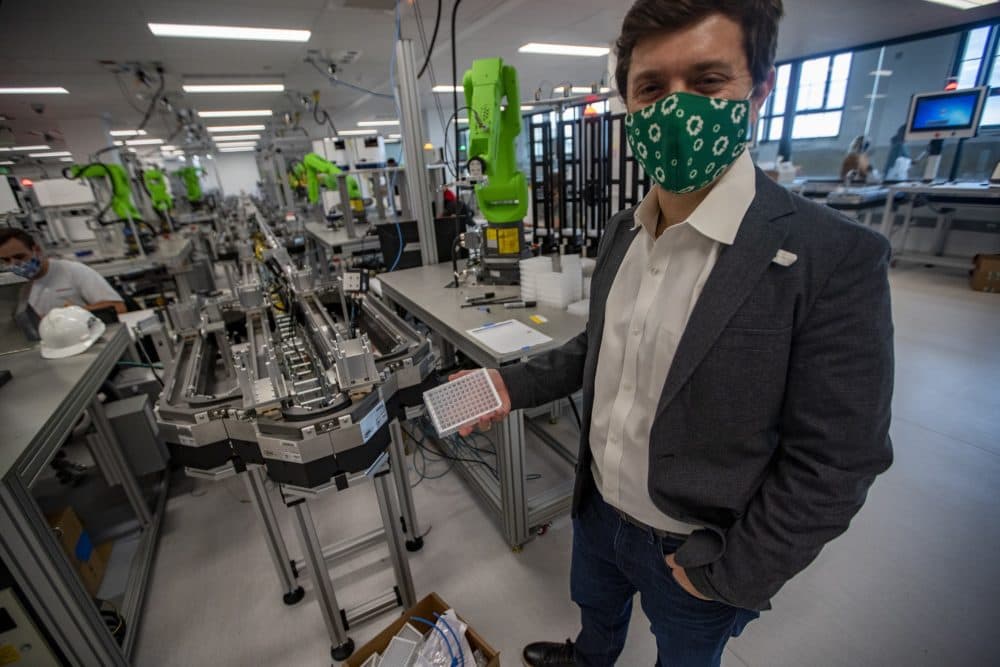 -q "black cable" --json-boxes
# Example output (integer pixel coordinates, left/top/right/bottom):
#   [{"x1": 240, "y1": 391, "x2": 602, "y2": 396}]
[
  {"x1": 417, "y1": 0, "x2": 443, "y2": 79},
  {"x1": 136, "y1": 67, "x2": 166, "y2": 133},
  {"x1": 567, "y1": 396, "x2": 582, "y2": 431},
  {"x1": 451, "y1": 0, "x2": 463, "y2": 178},
  {"x1": 135, "y1": 338, "x2": 164, "y2": 387}
]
